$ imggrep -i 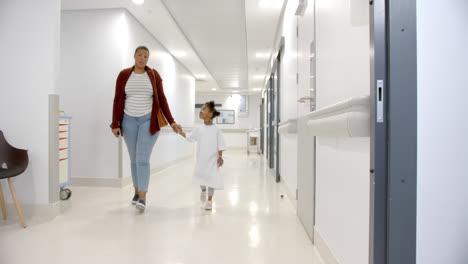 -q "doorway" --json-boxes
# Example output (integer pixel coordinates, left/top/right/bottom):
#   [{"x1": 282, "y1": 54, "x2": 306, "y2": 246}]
[{"x1": 296, "y1": 2, "x2": 317, "y2": 241}]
